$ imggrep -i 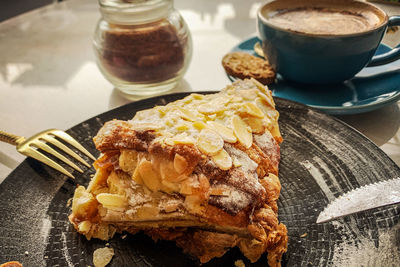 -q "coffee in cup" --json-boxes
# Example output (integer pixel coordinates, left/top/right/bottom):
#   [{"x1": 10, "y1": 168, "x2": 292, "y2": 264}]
[
  {"x1": 257, "y1": 0, "x2": 400, "y2": 84},
  {"x1": 267, "y1": 6, "x2": 382, "y2": 35}
]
